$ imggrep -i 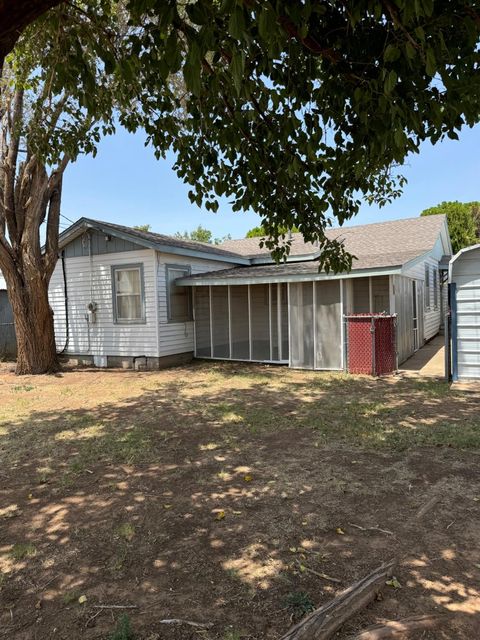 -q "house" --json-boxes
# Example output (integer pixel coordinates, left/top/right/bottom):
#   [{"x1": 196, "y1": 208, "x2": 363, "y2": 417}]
[
  {"x1": 0, "y1": 214, "x2": 452, "y2": 370},
  {"x1": 177, "y1": 214, "x2": 452, "y2": 368}
]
